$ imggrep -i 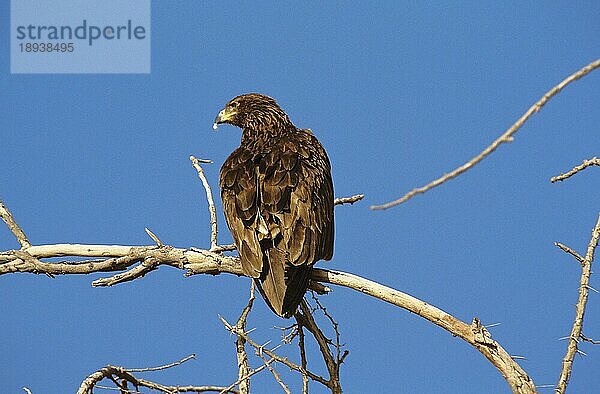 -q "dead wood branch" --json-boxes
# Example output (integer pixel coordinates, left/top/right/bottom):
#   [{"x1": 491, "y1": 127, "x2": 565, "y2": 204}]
[
  {"x1": 220, "y1": 315, "x2": 330, "y2": 388},
  {"x1": 371, "y1": 58, "x2": 600, "y2": 210},
  {"x1": 190, "y1": 156, "x2": 220, "y2": 251},
  {"x1": 554, "y1": 242, "x2": 585, "y2": 265},
  {"x1": 233, "y1": 285, "x2": 255, "y2": 394},
  {"x1": 295, "y1": 301, "x2": 342, "y2": 394},
  {"x1": 1, "y1": 239, "x2": 534, "y2": 392},
  {"x1": 550, "y1": 157, "x2": 600, "y2": 183},
  {"x1": 579, "y1": 334, "x2": 600, "y2": 345},
  {"x1": 333, "y1": 194, "x2": 364, "y2": 205},
  {"x1": 255, "y1": 350, "x2": 291, "y2": 394},
  {"x1": 555, "y1": 213, "x2": 600, "y2": 394},
  {"x1": 76, "y1": 354, "x2": 235, "y2": 394},
  {"x1": 0, "y1": 199, "x2": 31, "y2": 248},
  {"x1": 1, "y1": 189, "x2": 534, "y2": 392},
  {"x1": 311, "y1": 269, "x2": 536, "y2": 393}
]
